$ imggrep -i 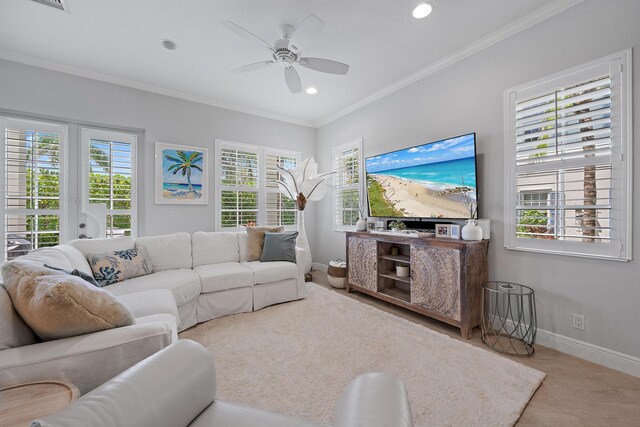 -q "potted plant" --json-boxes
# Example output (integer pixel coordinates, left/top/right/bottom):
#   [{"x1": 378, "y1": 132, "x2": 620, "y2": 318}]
[
  {"x1": 389, "y1": 221, "x2": 407, "y2": 233},
  {"x1": 395, "y1": 262, "x2": 410, "y2": 278}
]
